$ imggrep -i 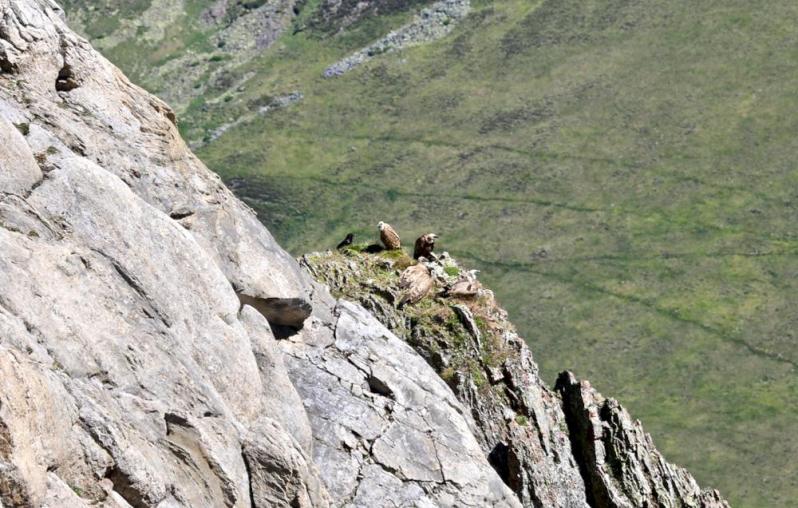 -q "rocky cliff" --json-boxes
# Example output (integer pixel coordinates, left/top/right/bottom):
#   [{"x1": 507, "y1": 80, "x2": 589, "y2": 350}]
[
  {"x1": 301, "y1": 251, "x2": 729, "y2": 508},
  {"x1": 0, "y1": 0, "x2": 726, "y2": 506}
]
